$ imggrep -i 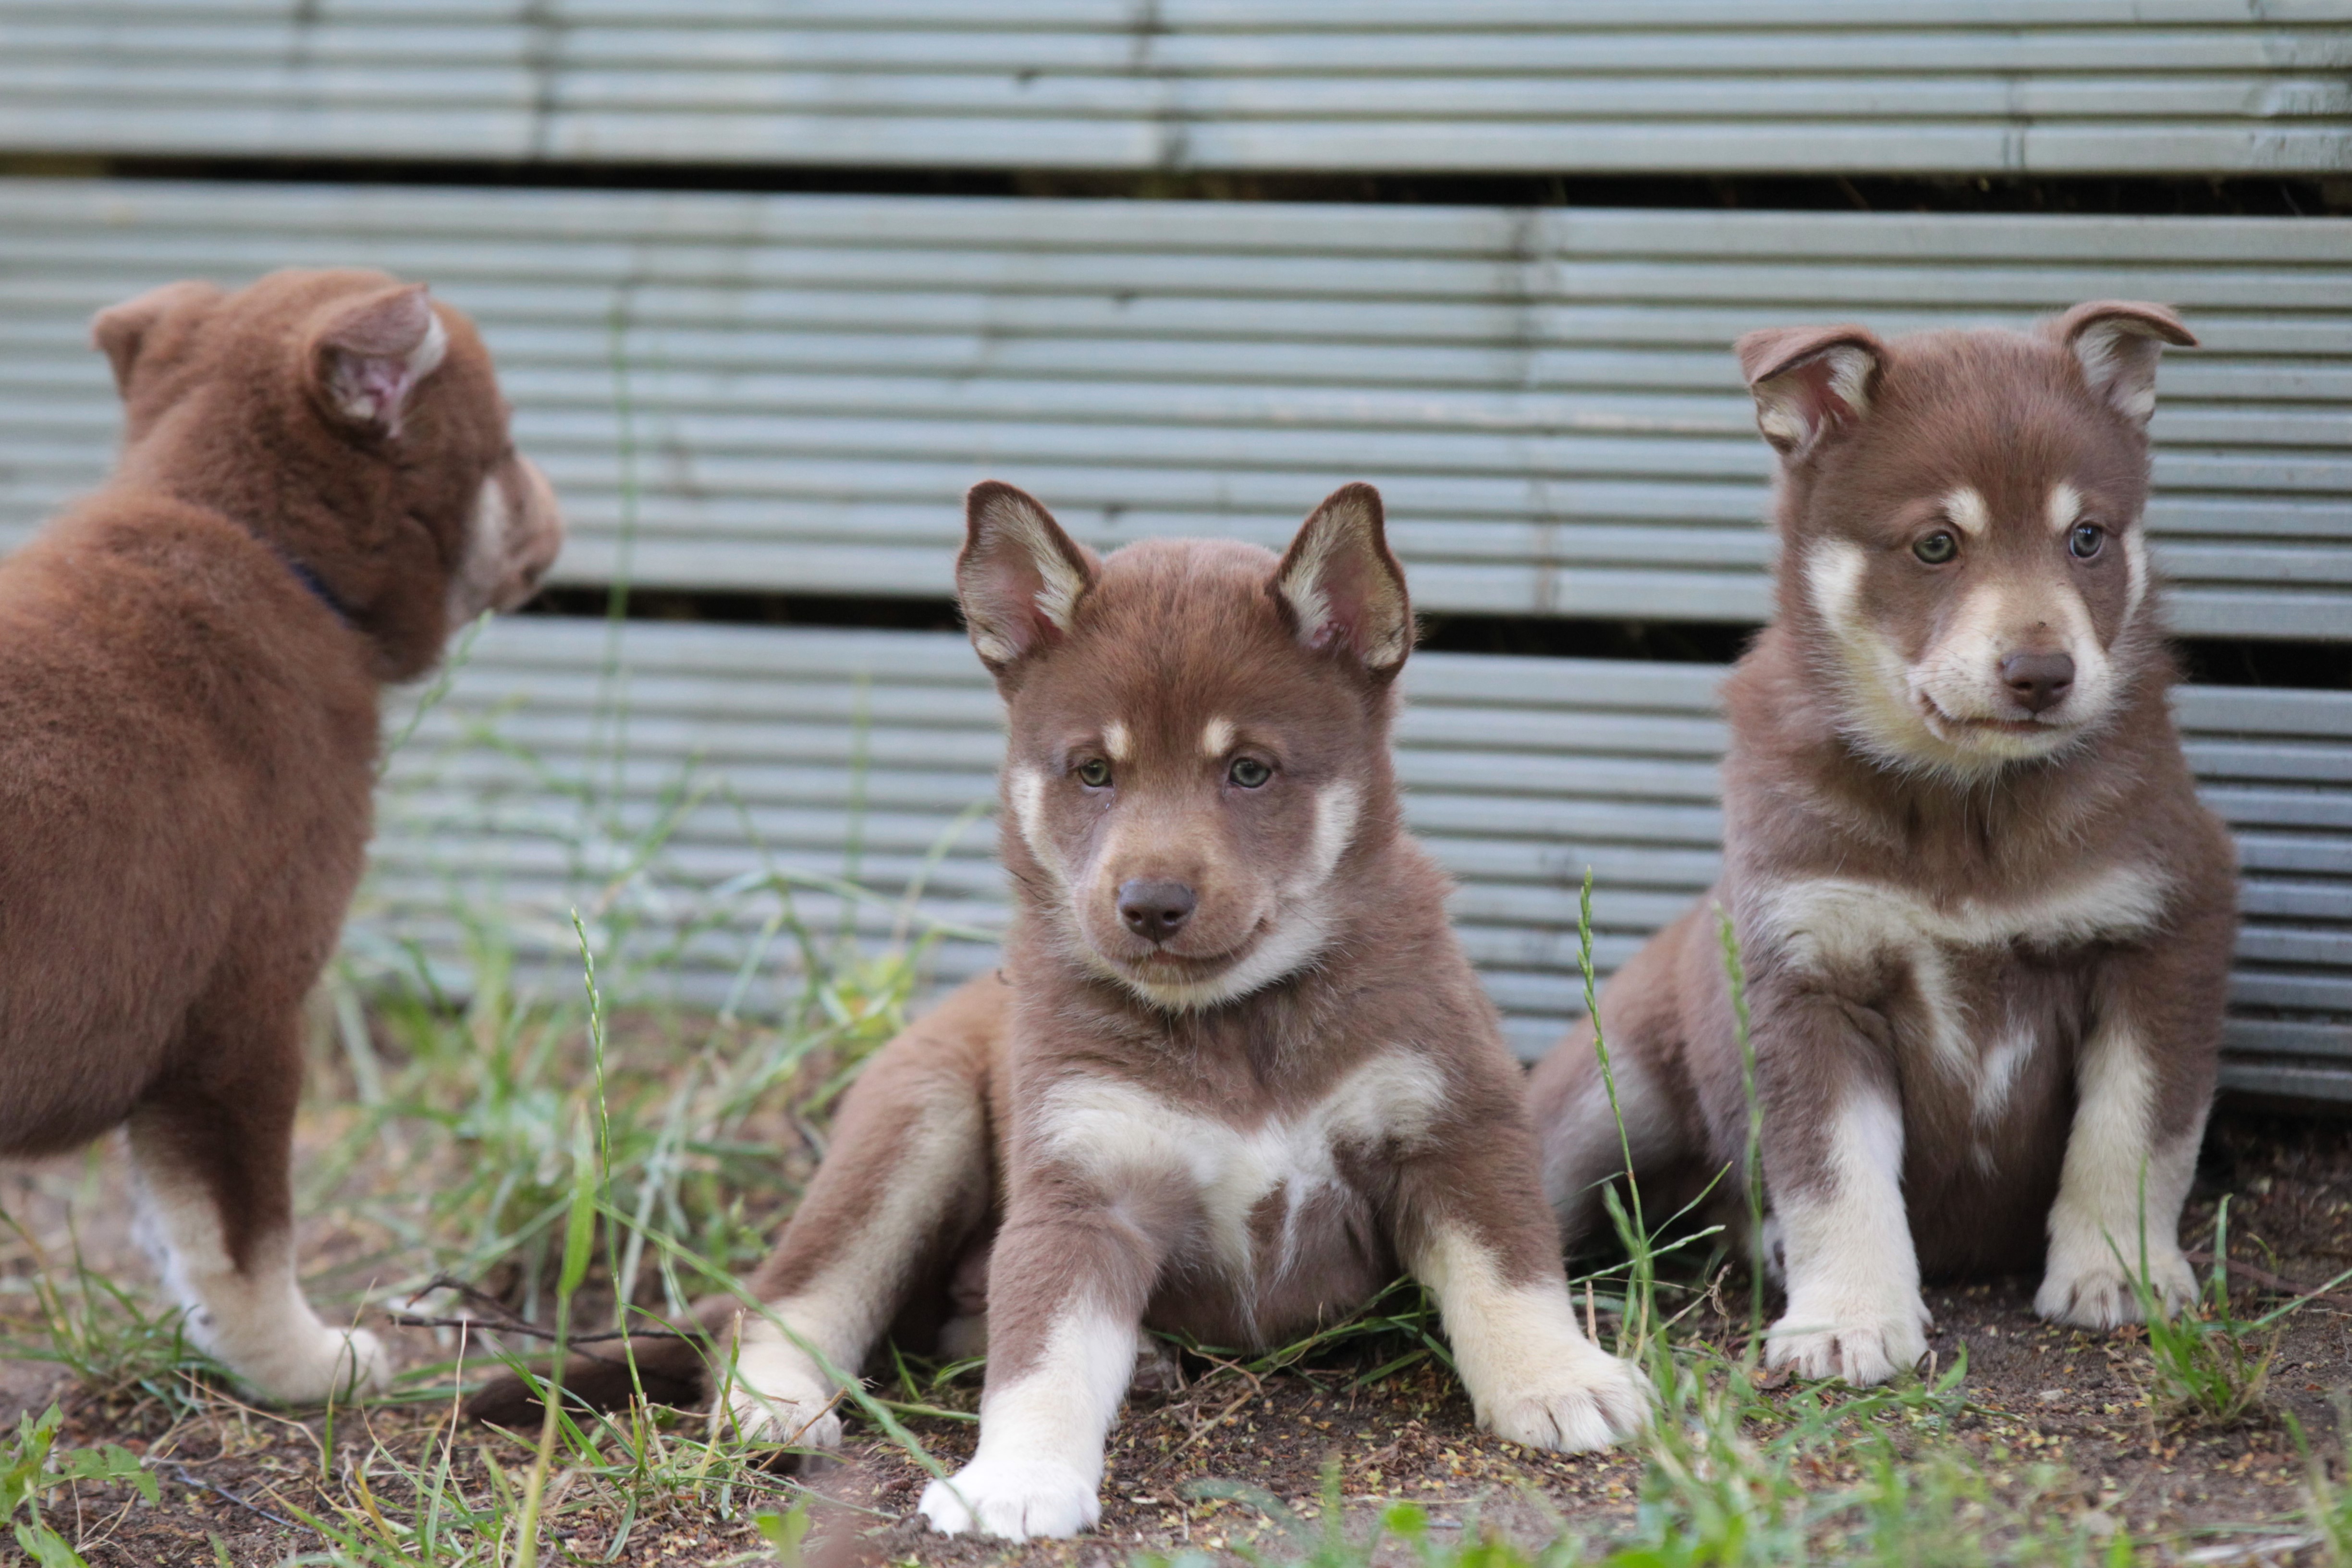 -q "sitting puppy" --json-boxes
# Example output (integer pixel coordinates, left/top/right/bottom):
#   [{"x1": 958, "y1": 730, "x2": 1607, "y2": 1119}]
[
  {"x1": 1530, "y1": 302, "x2": 2234, "y2": 1385},
  {"x1": 471, "y1": 482, "x2": 1646, "y2": 1538},
  {"x1": 0, "y1": 270, "x2": 562, "y2": 1401}
]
